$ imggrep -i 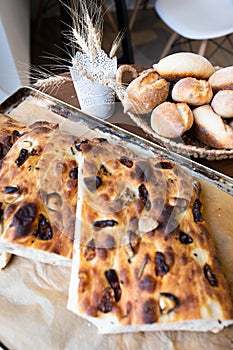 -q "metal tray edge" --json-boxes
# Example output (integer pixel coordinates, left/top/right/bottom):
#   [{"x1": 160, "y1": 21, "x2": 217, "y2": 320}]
[{"x1": 1, "y1": 86, "x2": 233, "y2": 196}]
